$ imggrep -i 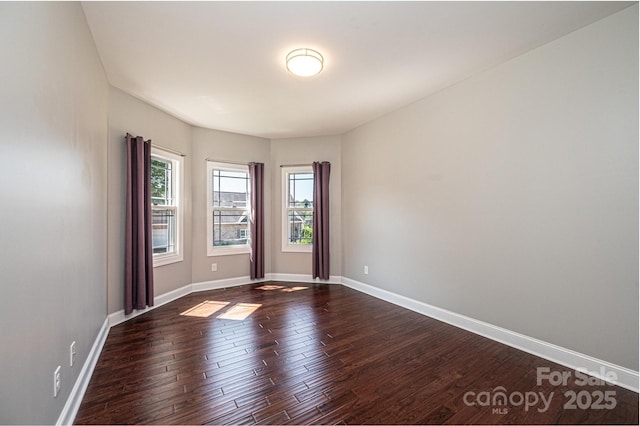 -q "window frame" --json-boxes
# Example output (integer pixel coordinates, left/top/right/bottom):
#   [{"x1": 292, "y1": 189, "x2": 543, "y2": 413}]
[
  {"x1": 282, "y1": 165, "x2": 314, "y2": 253},
  {"x1": 206, "y1": 161, "x2": 251, "y2": 257},
  {"x1": 150, "y1": 148, "x2": 184, "y2": 267}
]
